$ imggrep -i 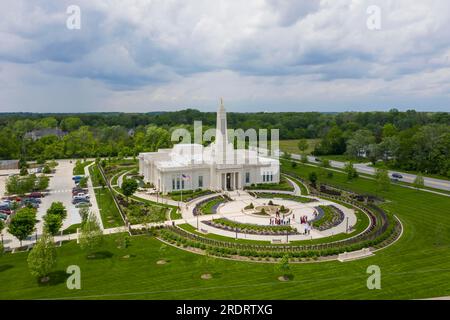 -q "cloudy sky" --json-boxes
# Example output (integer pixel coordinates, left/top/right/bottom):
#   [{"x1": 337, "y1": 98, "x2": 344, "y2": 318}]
[{"x1": 1, "y1": 0, "x2": 450, "y2": 113}]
